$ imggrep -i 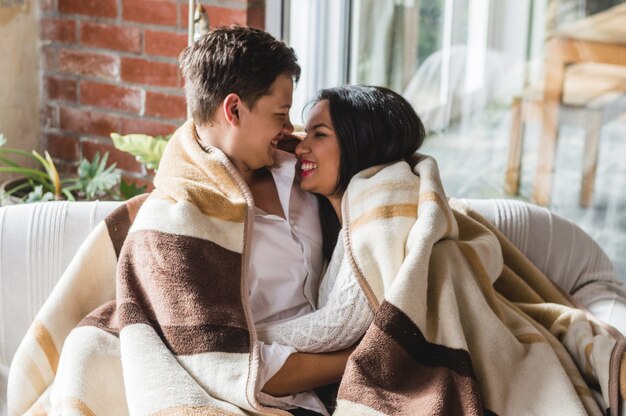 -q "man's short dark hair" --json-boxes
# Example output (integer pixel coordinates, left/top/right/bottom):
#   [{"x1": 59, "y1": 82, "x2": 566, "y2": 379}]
[{"x1": 179, "y1": 25, "x2": 301, "y2": 125}]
